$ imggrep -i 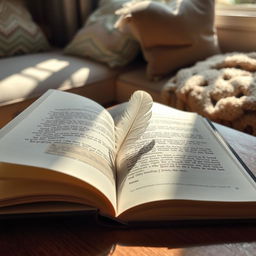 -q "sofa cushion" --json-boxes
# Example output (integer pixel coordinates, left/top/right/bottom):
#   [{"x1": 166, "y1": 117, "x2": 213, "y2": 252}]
[
  {"x1": 0, "y1": 51, "x2": 118, "y2": 107},
  {"x1": 116, "y1": 0, "x2": 220, "y2": 79},
  {"x1": 64, "y1": 0, "x2": 139, "y2": 68},
  {"x1": 0, "y1": 51, "x2": 119, "y2": 128},
  {"x1": 116, "y1": 66, "x2": 171, "y2": 104},
  {"x1": 0, "y1": 0, "x2": 50, "y2": 57}
]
